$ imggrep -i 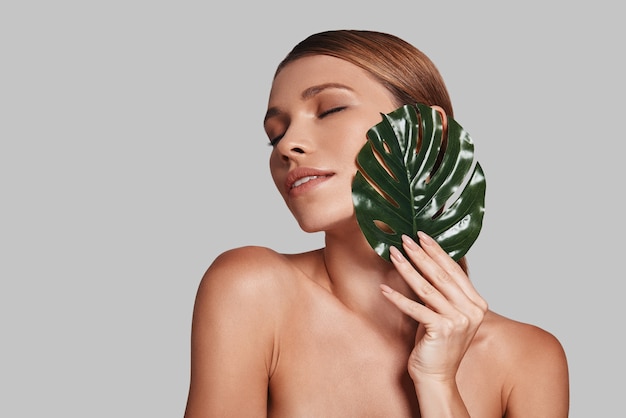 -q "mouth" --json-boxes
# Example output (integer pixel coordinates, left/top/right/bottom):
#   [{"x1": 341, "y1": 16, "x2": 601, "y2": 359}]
[
  {"x1": 285, "y1": 168, "x2": 334, "y2": 194},
  {"x1": 291, "y1": 175, "x2": 328, "y2": 189}
]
